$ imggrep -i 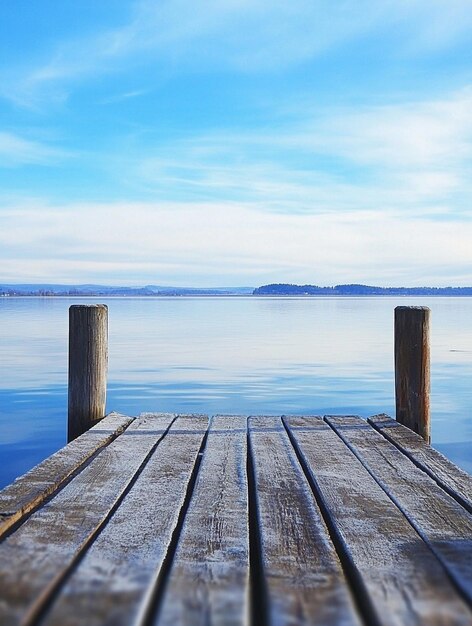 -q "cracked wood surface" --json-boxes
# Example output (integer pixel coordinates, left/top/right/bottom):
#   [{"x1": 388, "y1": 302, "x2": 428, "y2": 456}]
[
  {"x1": 0, "y1": 412, "x2": 134, "y2": 540},
  {"x1": 369, "y1": 414, "x2": 472, "y2": 514},
  {"x1": 43, "y1": 415, "x2": 208, "y2": 626},
  {"x1": 155, "y1": 415, "x2": 249, "y2": 626},
  {"x1": 326, "y1": 415, "x2": 472, "y2": 603},
  {"x1": 284, "y1": 416, "x2": 472, "y2": 626},
  {"x1": 0, "y1": 413, "x2": 471, "y2": 626},
  {"x1": 249, "y1": 416, "x2": 361, "y2": 626}
]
